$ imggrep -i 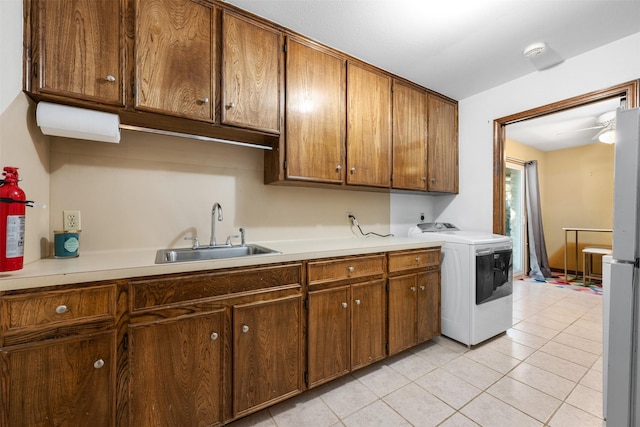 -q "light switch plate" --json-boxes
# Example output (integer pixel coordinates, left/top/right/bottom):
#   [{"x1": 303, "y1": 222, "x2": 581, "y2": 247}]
[{"x1": 63, "y1": 210, "x2": 81, "y2": 231}]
